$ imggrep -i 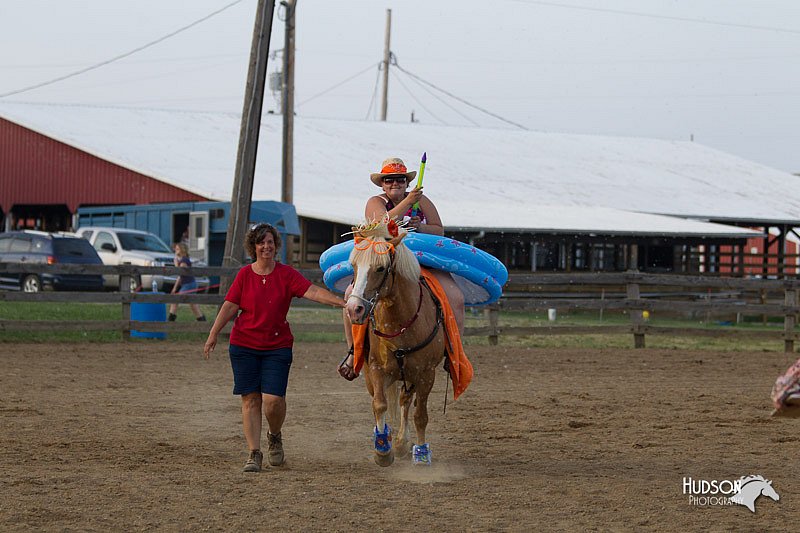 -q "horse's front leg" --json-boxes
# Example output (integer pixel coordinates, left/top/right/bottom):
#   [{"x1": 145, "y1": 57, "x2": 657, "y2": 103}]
[
  {"x1": 394, "y1": 386, "x2": 414, "y2": 458},
  {"x1": 412, "y1": 369, "x2": 436, "y2": 466},
  {"x1": 368, "y1": 368, "x2": 395, "y2": 467}
]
